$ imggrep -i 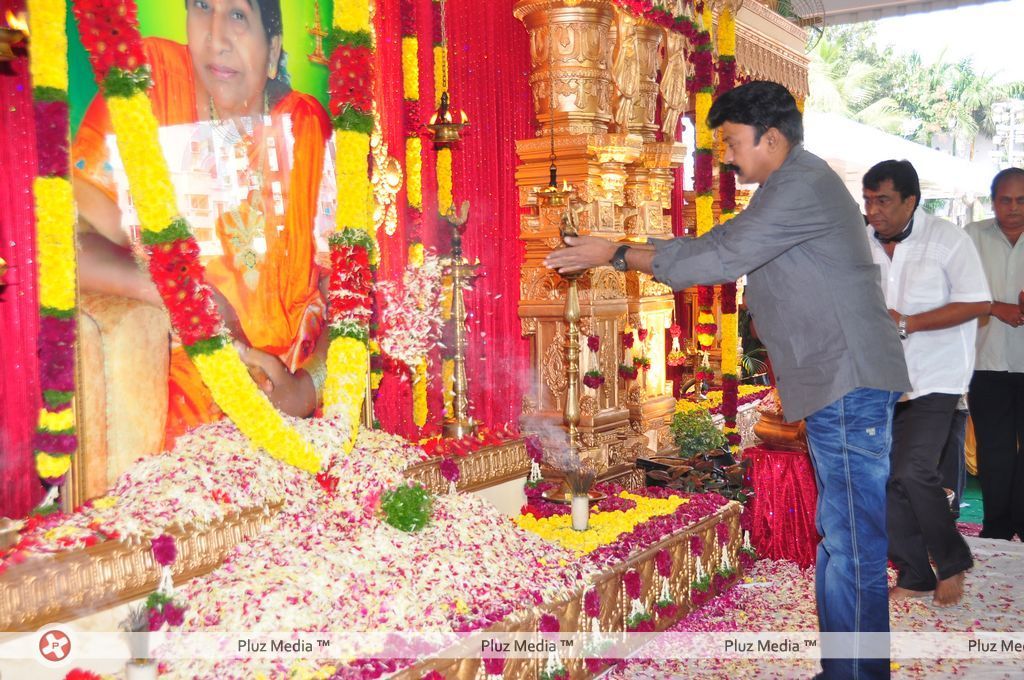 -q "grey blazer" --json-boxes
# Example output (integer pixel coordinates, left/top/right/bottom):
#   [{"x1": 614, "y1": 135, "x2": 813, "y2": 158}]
[{"x1": 651, "y1": 145, "x2": 910, "y2": 422}]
